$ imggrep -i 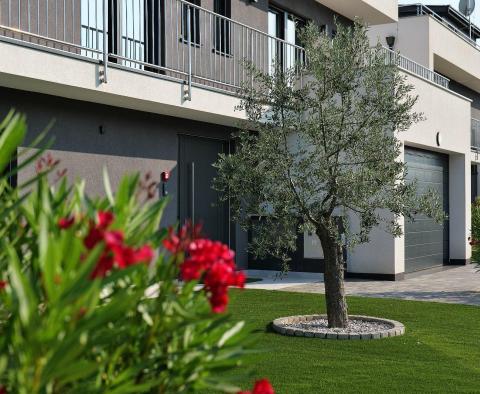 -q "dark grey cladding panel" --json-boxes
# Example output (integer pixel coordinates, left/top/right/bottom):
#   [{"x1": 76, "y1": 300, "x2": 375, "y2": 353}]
[{"x1": 404, "y1": 147, "x2": 449, "y2": 273}]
